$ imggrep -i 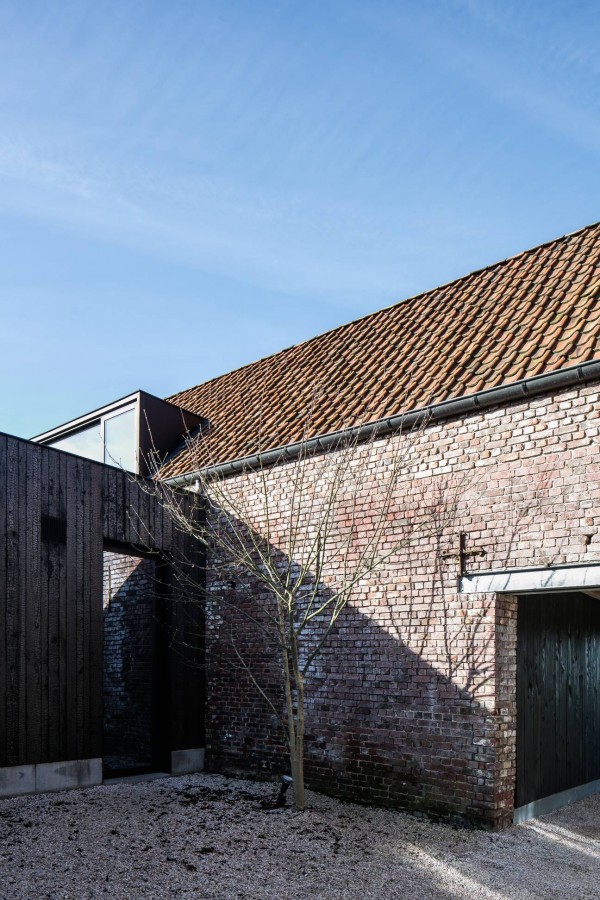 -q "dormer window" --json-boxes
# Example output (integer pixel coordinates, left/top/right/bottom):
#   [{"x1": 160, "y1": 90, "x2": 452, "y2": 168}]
[
  {"x1": 103, "y1": 406, "x2": 137, "y2": 470},
  {"x1": 46, "y1": 404, "x2": 137, "y2": 471},
  {"x1": 32, "y1": 391, "x2": 203, "y2": 476}
]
